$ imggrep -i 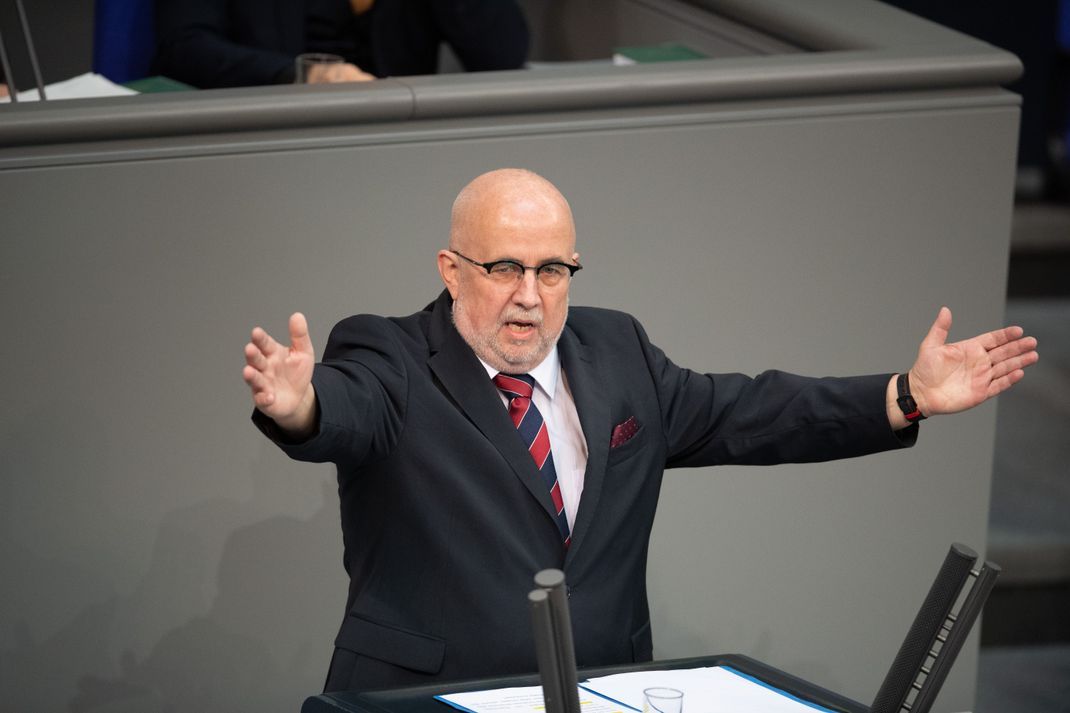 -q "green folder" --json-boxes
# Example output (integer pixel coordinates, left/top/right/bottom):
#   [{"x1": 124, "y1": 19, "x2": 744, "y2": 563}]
[{"x1": 122, "y1": 76, "x2": 195, "y2": 93}]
